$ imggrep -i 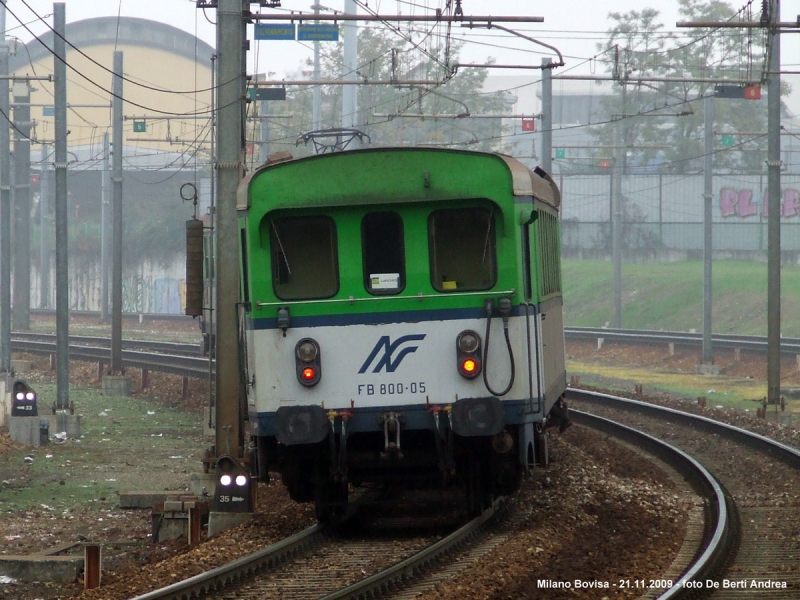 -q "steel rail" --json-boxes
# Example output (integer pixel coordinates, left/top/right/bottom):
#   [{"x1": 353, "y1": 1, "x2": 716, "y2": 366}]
[
  {"x1": 12, "y1": 325, "x2": 794, "y2": 384},
  {"x1": 128, "y1": 524, "x2": 325, "y2": 600},
  {"x1": 11, "y1": 340, "x2": 212, "y2": 379},
  {"x1": 565, "y1": 326, "x2": 800, "y2": 355},
  {"x1": 125, "y1": 400, "x2": 730, "y2": 600},
  {"x1": 29, "y1": 308, "x2": 194, "y2": 322},
  {"x1": 568, "y1": 388, "x2": 800, "y2": 597},
  {"x1": 12, "y1": 331, "x2": 201, "y2": 355},
  {"x1": 568, "y1": 388, "x2": 800, "y2": 469},
  {"x1": 318, "y1": 499, "x2": 508, "y2": 600},
  {"x1": 570, "y1": 406, "x2": 732, "y2": 599}
]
